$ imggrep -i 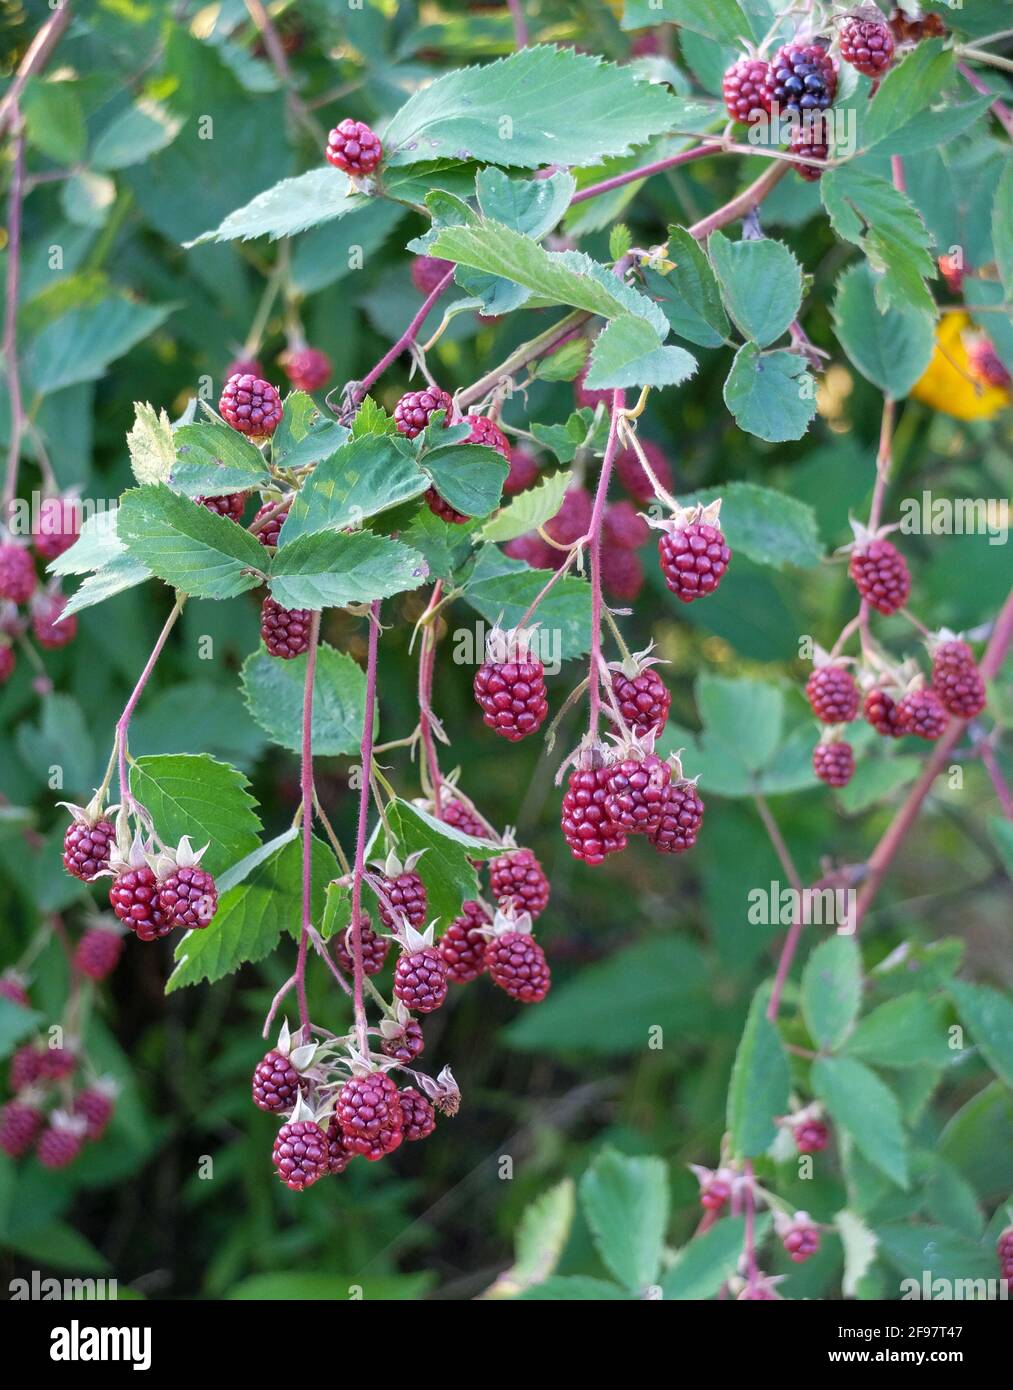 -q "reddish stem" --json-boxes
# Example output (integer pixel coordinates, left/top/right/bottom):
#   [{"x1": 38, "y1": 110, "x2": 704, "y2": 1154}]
[
  {"x1": 418, "y1": 581, "x2": 444, "y2": 816},
  {"x1": 0, "y1": 4, "x2": 74, "y2": 136},
  {"x1": 687, "y1": 160, "x2": 790, "y2": 240},
  {"x1": 352, "y1": 270, "x2": 456, "y2": 405},
  {"x1": 979, "y1": 738, "x2": 1013, "y2": 819},
  {"x1": 571, "y1": 144, "x2": 711, "y2": 205},
  {"x1": 507, "y1": 0, "x2": 528, "y2": 47},
  {"x1": 116, "y1": 597, "x2": 185, "y2": 806},
  {"x1": 2, "y1": 120, "x2": 25, "y2": 520},
  {"x1": 350, "y1": 601, "x2": 382, "y2": 1058},
  {"x1": 958, "y1": 62, "x2": 1013, "y2": 139},
  {"x1": 586, "y1": 391, "x2": 625, "y2": 735},
  {"x1": 295, "y1": 610, "x2": 322, "y2": 1033}
]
